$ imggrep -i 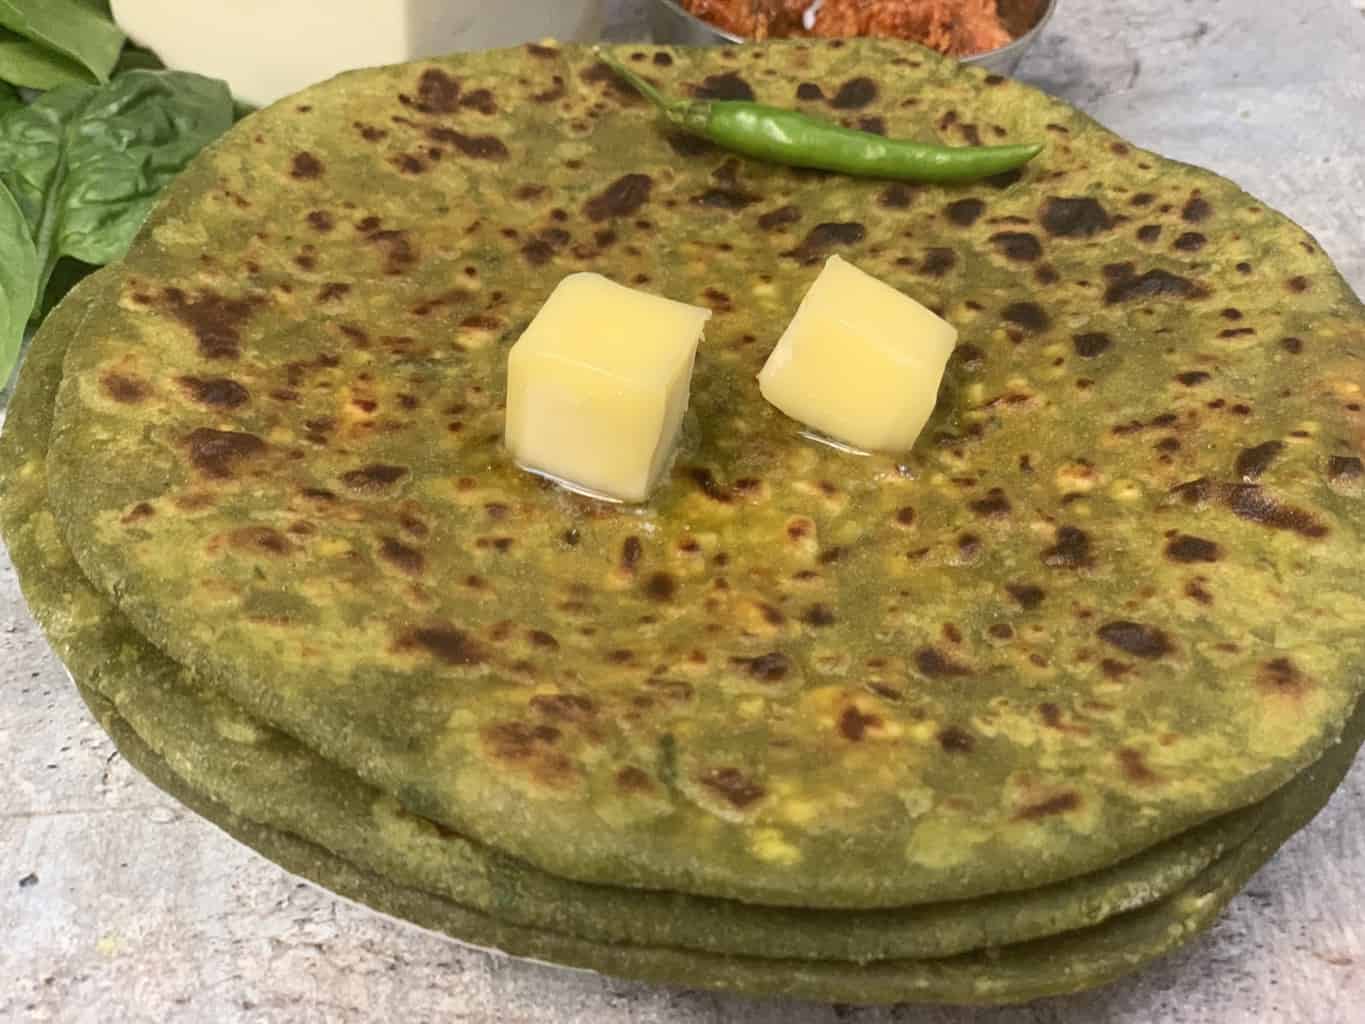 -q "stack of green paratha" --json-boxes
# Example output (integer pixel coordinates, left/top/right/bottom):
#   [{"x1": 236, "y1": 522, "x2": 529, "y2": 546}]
[{"x1": 3, "y1": 38, "x2": 1363, "y2": 1005}]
